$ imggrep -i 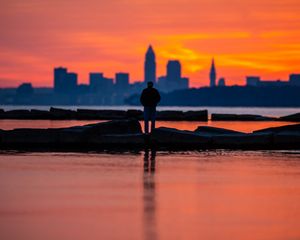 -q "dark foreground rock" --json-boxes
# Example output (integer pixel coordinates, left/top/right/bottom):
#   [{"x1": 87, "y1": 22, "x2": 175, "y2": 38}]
[
  {"x1": 151, "y1": 127, "x2": 212, "y2": 147},
  {"x1": 279, "y1": 112, "x2": 300, "y2": 122},
  {"x1": 253, "y1": 123, "x2": 300, "y2": 147},
  {"x1": 1, "y1": 121, "x2": 300, "y2": 150},
  {"x1": 211, "y1": 113, "x2": 277, "y2": 121},
  {"x1": 254, "y1": 123, "x2": 300, "y2": 133},
  {"x1": 151, "y1": 127, "x2": 273, "y2": 149},
  {"x1": 0, "y1": 119, "x2": 143, "y2": 149}
]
